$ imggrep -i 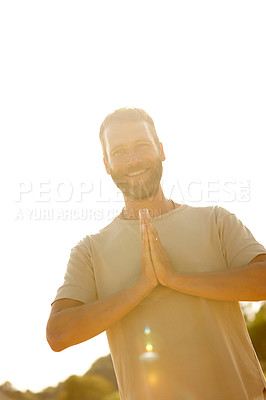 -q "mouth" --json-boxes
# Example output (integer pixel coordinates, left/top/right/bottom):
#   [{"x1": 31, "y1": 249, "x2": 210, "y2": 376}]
[{"x1": 127, "y1": 169, "x2": 148, "y2": 177}]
